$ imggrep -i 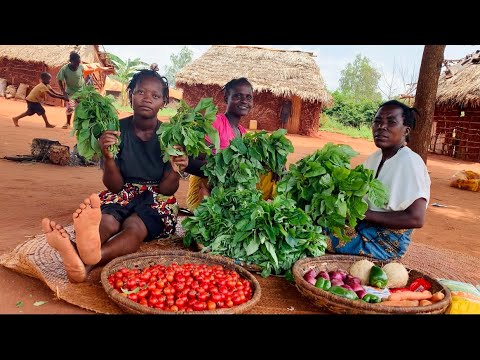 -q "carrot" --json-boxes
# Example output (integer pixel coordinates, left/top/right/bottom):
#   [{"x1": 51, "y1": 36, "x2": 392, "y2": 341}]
[
  {"x1": 378, "y1": 300, "x2": 420, "y2": 307},
  {"x1": 388, "y1": 290, "x2": 432, "y2": 301},
  {"x1": 419, "y1": 300, "x2": 433, "y2": 306},
  {"x1": 430, "y1": 291, "x2": 445, "y2": 303}
]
